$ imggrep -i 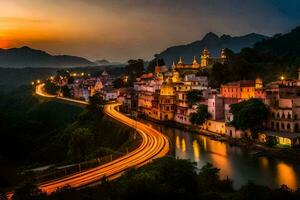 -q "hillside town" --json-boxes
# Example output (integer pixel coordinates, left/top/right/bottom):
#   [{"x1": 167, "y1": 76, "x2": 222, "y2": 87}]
[{"x1": 38, "y1": 48, "x2": 300, "y2": 149}]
